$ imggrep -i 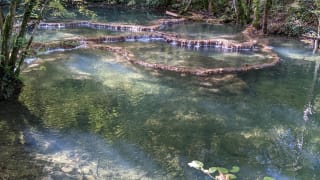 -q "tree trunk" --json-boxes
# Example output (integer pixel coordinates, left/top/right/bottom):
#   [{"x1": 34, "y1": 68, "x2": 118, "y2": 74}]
[
  {"x1": 246, "y1": 0, "x2": 252, "y2": 22},
  {"x1": 208, "y1": 0, "x2": 213, "y2": 14},
  {"x1": 0, "y1": 6, "x2": 4, "y2": 29},
  {"x1": 262, "y1": 0, "x2": 270, "y2": 34},
  {"x1": 16, "y1": 0, "x2": 50, "y2": 76},
  {"x1": 9, "y1": 0, "x2": 37, "y2": 71},
  {"x1": 252, "y1": 0, "x2": 261, "y2": 29},
  {"x1": 1, "y1": 0, "x2": 17, "y2": 66},
  {"x1": 0, "y1": 66, "x2": 23, "y2": 101},
  {"x1": 313, "y1": 39, "x2": 319, "y2": 54},
  {"x1": 313, "y1": 18, "x2": 320, "y2": 54},
  {"x1": 0, "y1": 0, "x2": 48, "y2": 101},
  {"x1": 180, "y1": 0, "x2": 192, "y2": 14},
  {"x1": 233, "y1": 0, "x2": 239, "y2": 22}
]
